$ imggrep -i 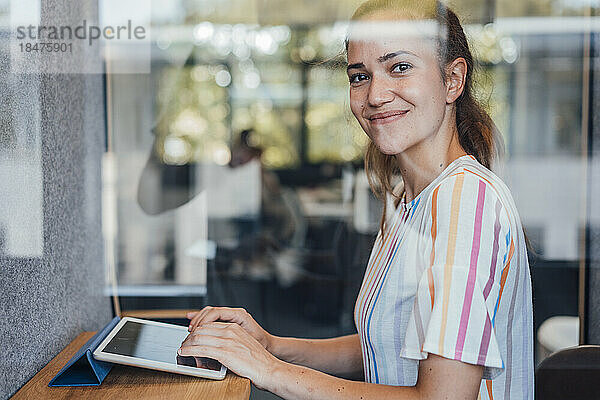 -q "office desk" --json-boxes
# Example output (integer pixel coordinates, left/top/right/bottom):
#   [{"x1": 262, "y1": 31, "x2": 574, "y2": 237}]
[{"x1": 12, "y1": 331, "x2": 251, "y2": 400}]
